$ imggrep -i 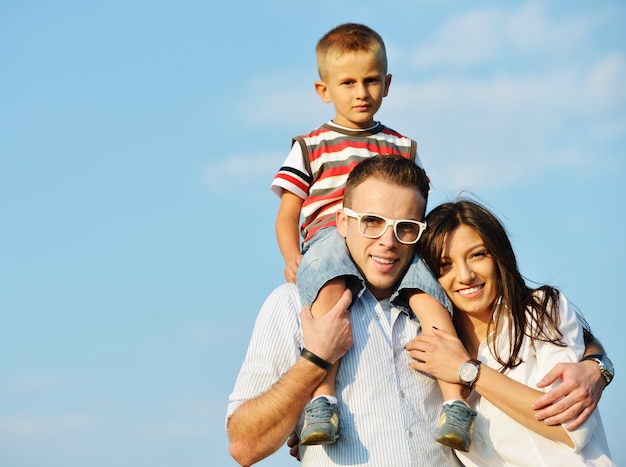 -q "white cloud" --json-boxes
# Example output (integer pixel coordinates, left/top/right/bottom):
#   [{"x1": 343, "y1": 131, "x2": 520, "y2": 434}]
[
  {"x1": 586, "y1": 54, "x2": 626, "y2": 109},
  {"x1": 171, "y1": 397, "x2": 219, "y2": 418},
  {"x1": 221, "y1": 2, "x2": 624, "y2": 194},
  {"x1": 412, "y1": 3, "x2": 601, "y2": 69},
  {"x1": 382, "y1": 67, "x2": 615, "y2": 189},
  {"x1": 506, "y1": 3, "x2": 594, "y2": 53},
  {"x1": 0, "y1": 413, "x2": 98, "y2": 440},
  {"x1": 133, "y1": 420, "x2": 211, "y2": 439},
  {"x1": 4, "y1": 374, "x2": 63, "y2": 393},
  {"x1": 204, "y1": 153, "x2": 280, "y2": 194},
  {"x1": 413, "y1": 10, "x2": 503, "y2": 67},
  {"x1": 128, "y1": 397, "x2": 223, "y2": 440}
]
